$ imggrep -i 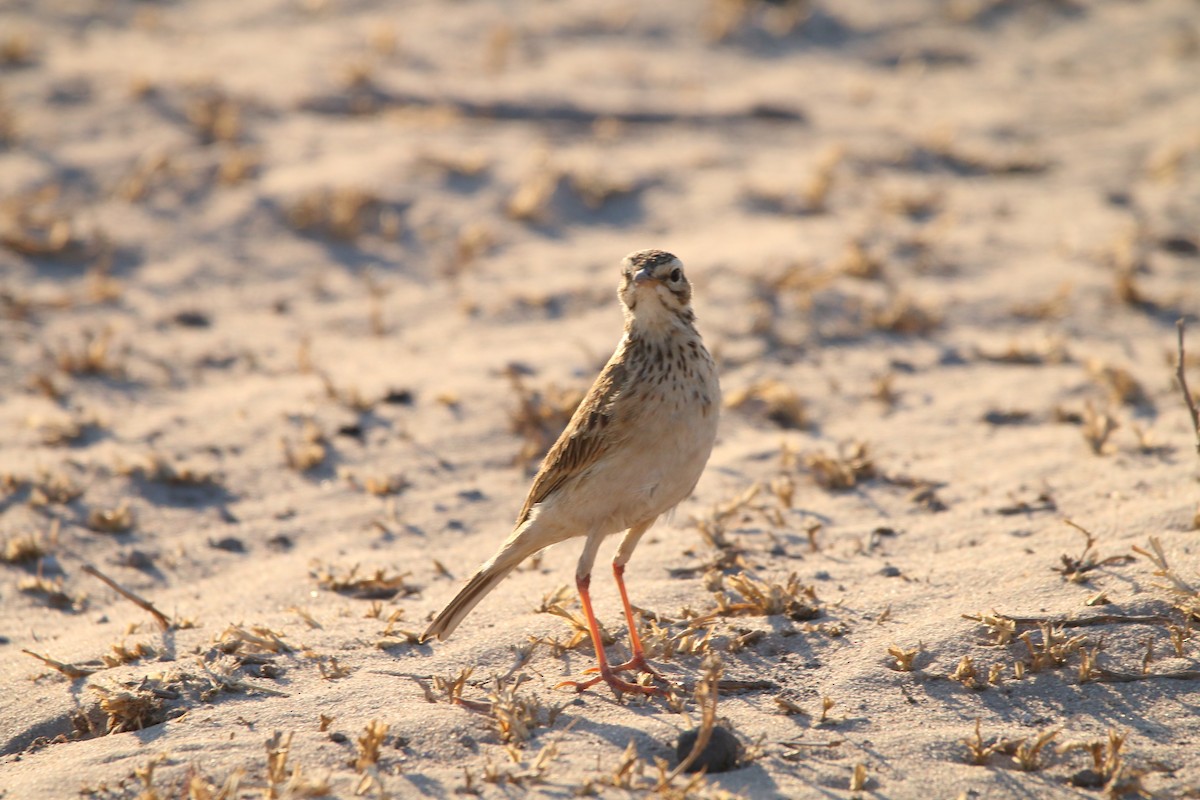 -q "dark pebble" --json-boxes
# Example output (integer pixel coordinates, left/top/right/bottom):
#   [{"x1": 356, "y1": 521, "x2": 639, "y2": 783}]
[
  {"x1": 173, "y1": 310, "x2": 211, "y2": 328},
  {"x1": 267, "y1": 534, "x2": 293, "y2": 551},
  {"x1": 1071, "y1": 769, "x2": 1106, "y2": 789},
  {"x1": 983, "y1": 409, "x2": 1032, "y2": 426},
  {"x1": 337, "y1": 423, "x2": 364, "y2": 439},
  {"x1": 676, "y1": 725, "x2": 741, "y2": 773},
  {"x1": 119, "y1": 549, "x2": 156, "y2": 571},
  {"x1": 1160, "y1": 235, "x2": 1199, "y2": 256},
  {"x1": 329, "y1": 732, "x2": 347, "y2": 743},
  {"x1": 880, "y1": 565, "x2": 902, "y2": 577},
  {"x1": 209, "y1": 536, "x2": 246, "y2": 553},
  {"x1": 382, "y1": 388, "x2": 414, "y2": 405}
]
